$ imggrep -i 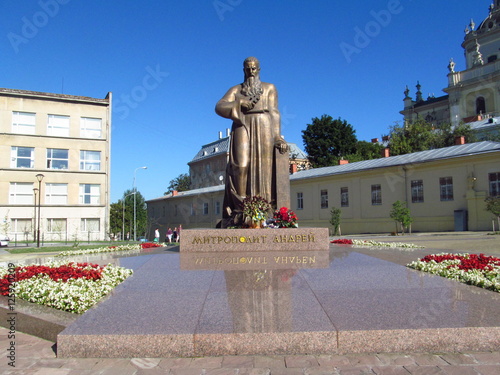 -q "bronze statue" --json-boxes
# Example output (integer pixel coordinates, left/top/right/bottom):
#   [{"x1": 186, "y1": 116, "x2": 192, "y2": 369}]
[{"x1": 216, "y1": 57, "x2": 288, "y2": 227}]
